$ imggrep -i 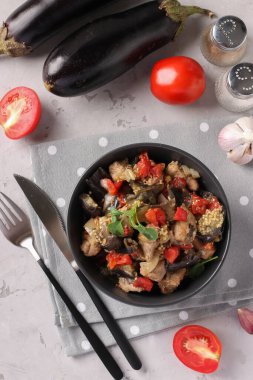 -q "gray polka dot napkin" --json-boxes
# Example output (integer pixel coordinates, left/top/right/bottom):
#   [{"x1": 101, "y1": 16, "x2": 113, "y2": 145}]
[{"x1": 29, "y1": 119, "x2": 253, "y2": 356}]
